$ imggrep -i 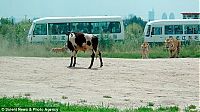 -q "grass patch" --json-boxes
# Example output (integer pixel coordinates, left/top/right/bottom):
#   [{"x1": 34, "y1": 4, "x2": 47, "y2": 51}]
[
  {"x1": 184, "y1": 105, "x2": 198, "y2": 112},
  {"x1": 0, "y1": 97, "x2": 118, "y2": 112},
  {"x1": 123, "y1": 106, "x2": 179, "y2": 112},
  {"x1": 0, "y1": 97, "x2": 182, "y2": 112}
]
